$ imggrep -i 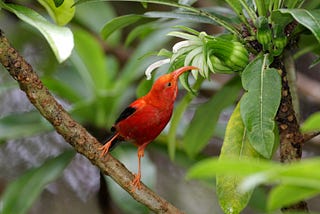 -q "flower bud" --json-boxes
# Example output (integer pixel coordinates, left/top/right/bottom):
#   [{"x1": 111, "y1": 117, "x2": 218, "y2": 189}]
[
  {"x1": 255, "y1": 16, "x2": 272, "y2": 51},
  {"x1": 206, "y1": 38, "x2": 249, "y2": 72}
]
